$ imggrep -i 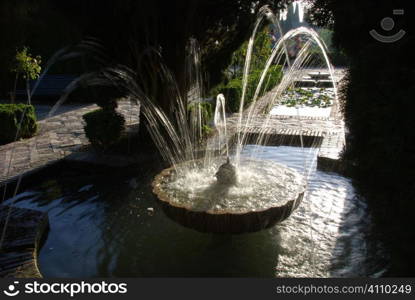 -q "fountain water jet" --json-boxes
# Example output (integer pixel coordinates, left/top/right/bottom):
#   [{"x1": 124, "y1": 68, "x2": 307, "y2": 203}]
[{"x1": 212, "y1": 93, "x2": 229, "y2": 157}]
